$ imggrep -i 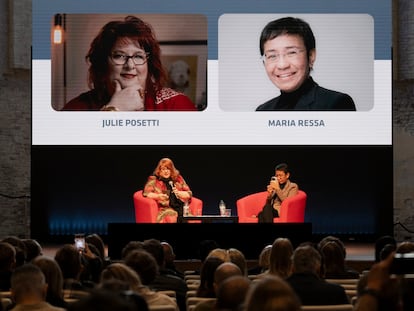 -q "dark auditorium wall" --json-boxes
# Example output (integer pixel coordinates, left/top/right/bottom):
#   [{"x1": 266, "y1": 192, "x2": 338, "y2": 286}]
[{"x1": 1, "y1": 1, "x2": 414, "y2": 242}]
